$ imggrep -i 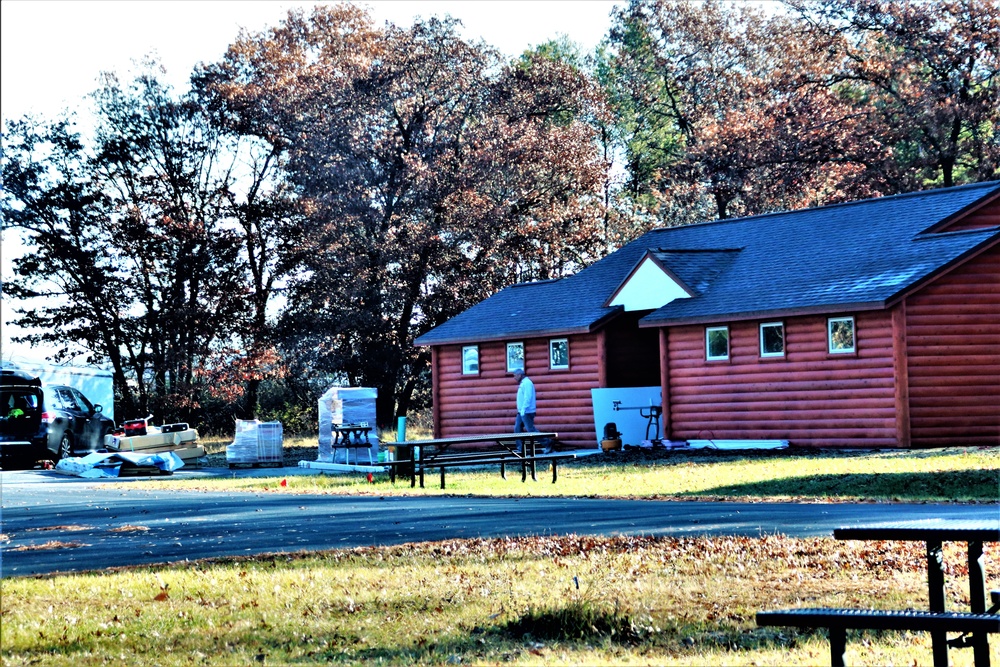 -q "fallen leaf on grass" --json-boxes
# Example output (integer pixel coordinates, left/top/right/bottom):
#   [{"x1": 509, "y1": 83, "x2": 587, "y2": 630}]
[{"x1": 154, "y1": 574, "x2": 170, "y2": 601}]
